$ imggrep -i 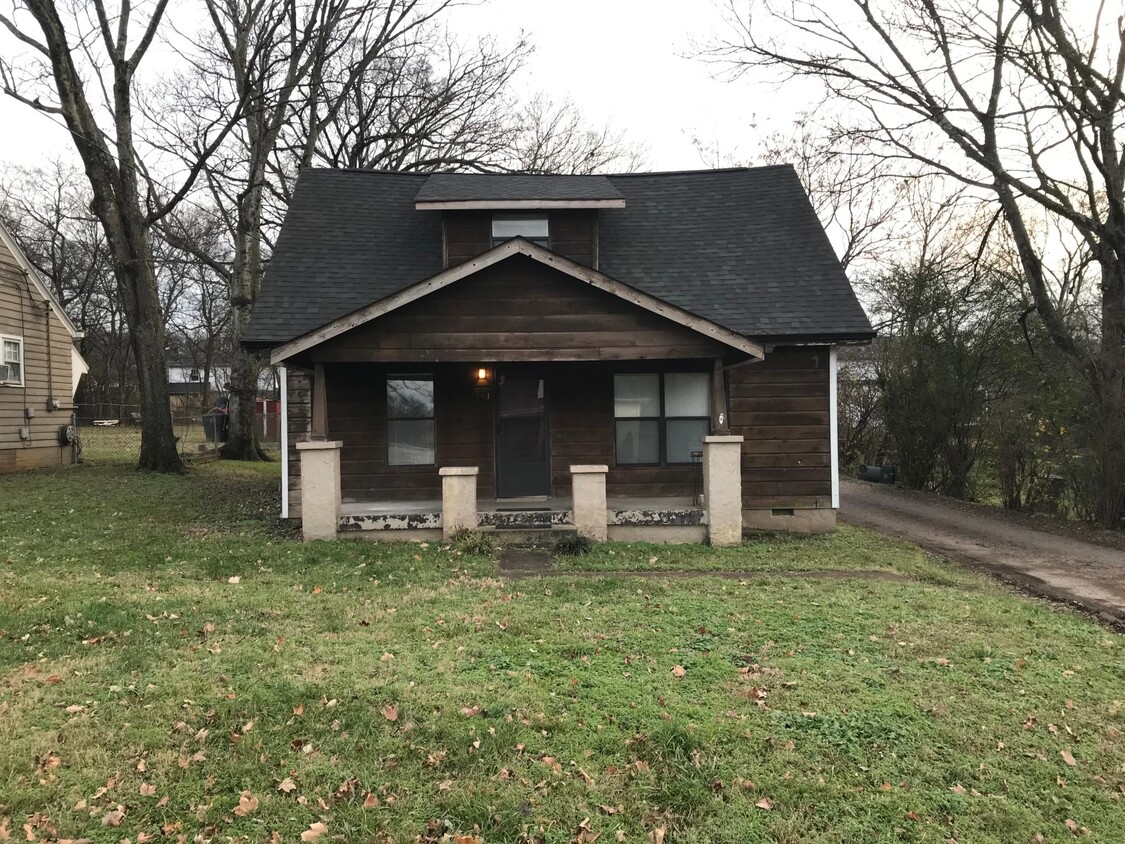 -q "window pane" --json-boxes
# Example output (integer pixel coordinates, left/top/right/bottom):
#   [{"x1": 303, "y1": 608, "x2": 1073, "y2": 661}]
[
  {"x1": 492, "y1": 215, "x2": 549, "y2": 240},
  {"x1": 614, "y1": 374, "x2": 660, "y2": 418},
  {"x1": 615, "y1": 419, "x2": 659, "y2": 464},
  {"x1": 666, "y1": 418, "x2": 708, "y2": 464},
  {"x1": 2, "y1": 340, "x2": 19, "y2": 363},
  {"x1": 664, "y1": 372, "x2": 709, "y2": 417},
  {"x1": 388, "y1": 419, "x2": 435, "y2": 465},
  {"x1": 387, "y1": 377, "x2": 433, "y2": 419}
]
